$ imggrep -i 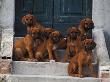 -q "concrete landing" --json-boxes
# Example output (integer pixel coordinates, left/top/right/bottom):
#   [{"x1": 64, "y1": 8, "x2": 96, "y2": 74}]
[{"x1": 6, "y1": 75, "x2": 101, "y2": 82}]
